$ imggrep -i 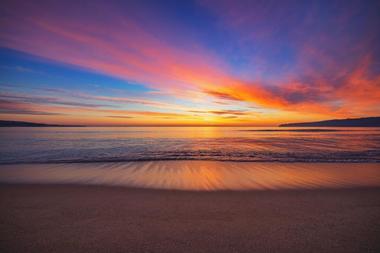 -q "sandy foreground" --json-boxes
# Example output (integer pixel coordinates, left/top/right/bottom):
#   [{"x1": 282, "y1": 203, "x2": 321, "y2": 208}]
[{"x1": 1, "y1": 184, "x2": 380, "y2": 253}]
